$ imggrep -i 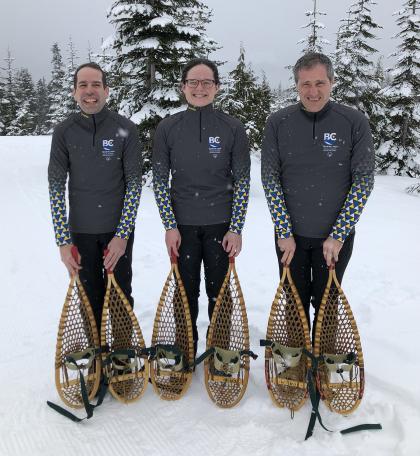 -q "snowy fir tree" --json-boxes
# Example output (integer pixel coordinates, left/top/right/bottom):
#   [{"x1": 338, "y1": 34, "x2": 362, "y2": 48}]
[
  {"x1": 104, "y1": 0, "x2": 219, "y2": 174},
  {"x1": 1, "y1": 49, "x2": 17, "y2": 135},
  {"x1": 34, "y1": 78, "x2": 50, "y2": 135},
  {"x1": 0, "y1": 73, "x2": 5, "y2": 134},
  {"x1": 251, "y1": 72, "x2": 272, "y2": 150},
  {"x1": 333, "y1": 0, "x2": 384, "y2": 149},
  {"x1": 60, "y1": 37, "x2": 78, "y2": 117},
  {"x1": 216, "y1": 44, "x2": 260, "y2": 151},
  {"x1": 298, "y1": 0, "x2": 330, "y2": 53},
  {"x1": 7, "y1": 69, "x2": 37, "y2": 135},
  {"x1": 46, "y1": 43, "x2": 68, "y2": 132},
  {"x1": 377, "y1": 0, "x2": 420, "y2": 177}
]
